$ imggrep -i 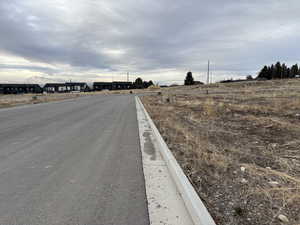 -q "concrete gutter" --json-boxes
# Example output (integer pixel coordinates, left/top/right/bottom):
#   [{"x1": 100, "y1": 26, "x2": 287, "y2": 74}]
[
  {"x1": 136, "y1": 96, "x2": 216, "y2": 225},
  {"x1": 136, "y1": 97, "x2": 194, "y2": 225}
]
